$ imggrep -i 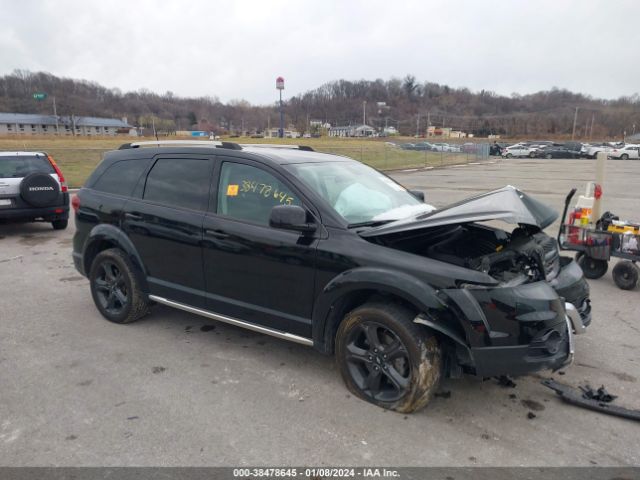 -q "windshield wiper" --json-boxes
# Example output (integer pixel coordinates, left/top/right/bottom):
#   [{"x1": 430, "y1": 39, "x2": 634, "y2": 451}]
[{"x1": 348, "y1": 219, "x2": 394, "y2": 229}]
